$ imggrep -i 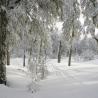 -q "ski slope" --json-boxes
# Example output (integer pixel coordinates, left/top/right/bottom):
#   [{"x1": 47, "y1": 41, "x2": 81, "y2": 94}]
[{"x1": 0, "y1": 58, "x2": 98, "y2": 98}]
